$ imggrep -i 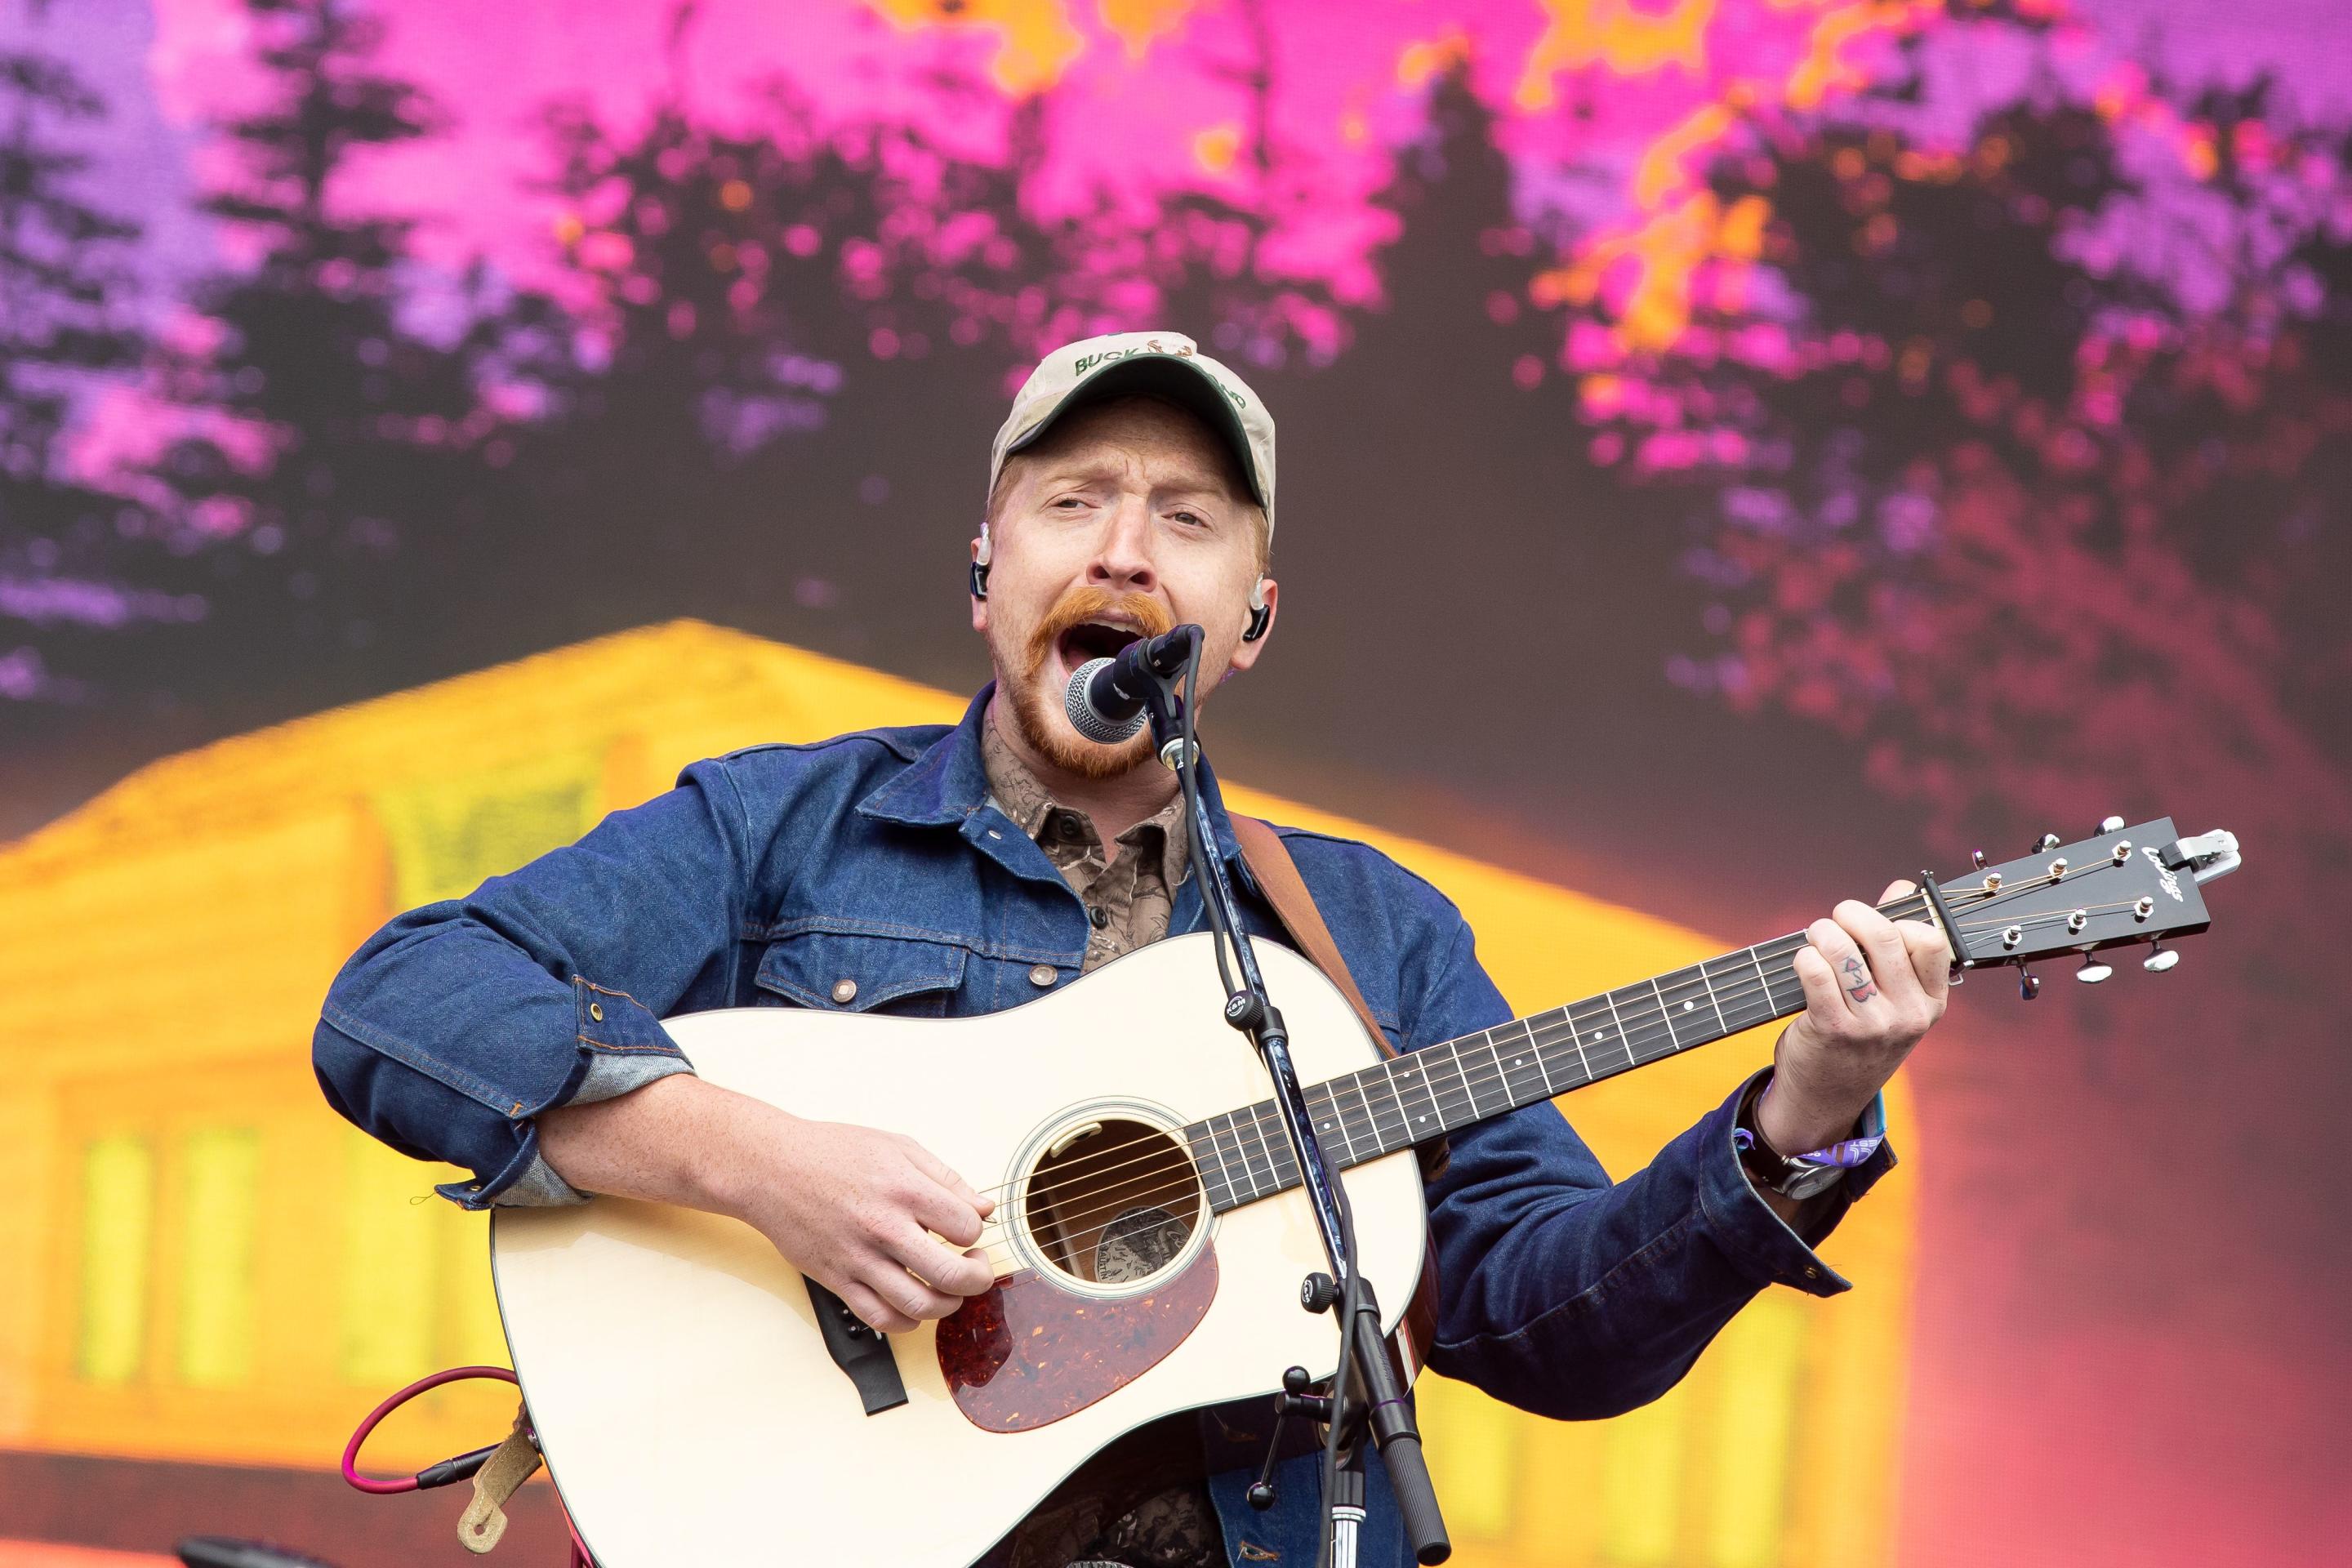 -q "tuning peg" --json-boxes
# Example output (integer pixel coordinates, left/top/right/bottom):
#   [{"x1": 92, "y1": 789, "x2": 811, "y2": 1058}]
[
  {"x1": 1947, "y1": 961, "x2": 1965, "y2": 987},
  {"x1": 2143, "y1": 938, "x2": 2180, "y2": 973},
  {"x1": 2034, "y1": 832, "x2": 2061, "y2": 853},
  {"x1": 2099, "y1": 815, "x2": 2126, "y2": 834},
  {"x1": 1971, "y1": 849, "x2": 1988, "y2": 870},
  {"x1": 2075, "y1": 953, "x2": 2113, "y2": 983},
  {"x1": 2016, "y1": 962, "x2": 2040, "y2": 1000}
]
